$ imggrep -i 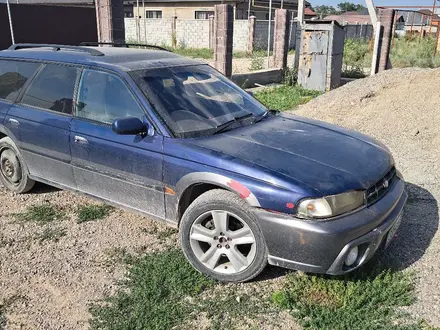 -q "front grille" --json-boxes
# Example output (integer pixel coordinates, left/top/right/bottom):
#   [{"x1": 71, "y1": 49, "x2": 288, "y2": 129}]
[{"x1": 366, "y1": 167, "x2": 397, "y2": 205}]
